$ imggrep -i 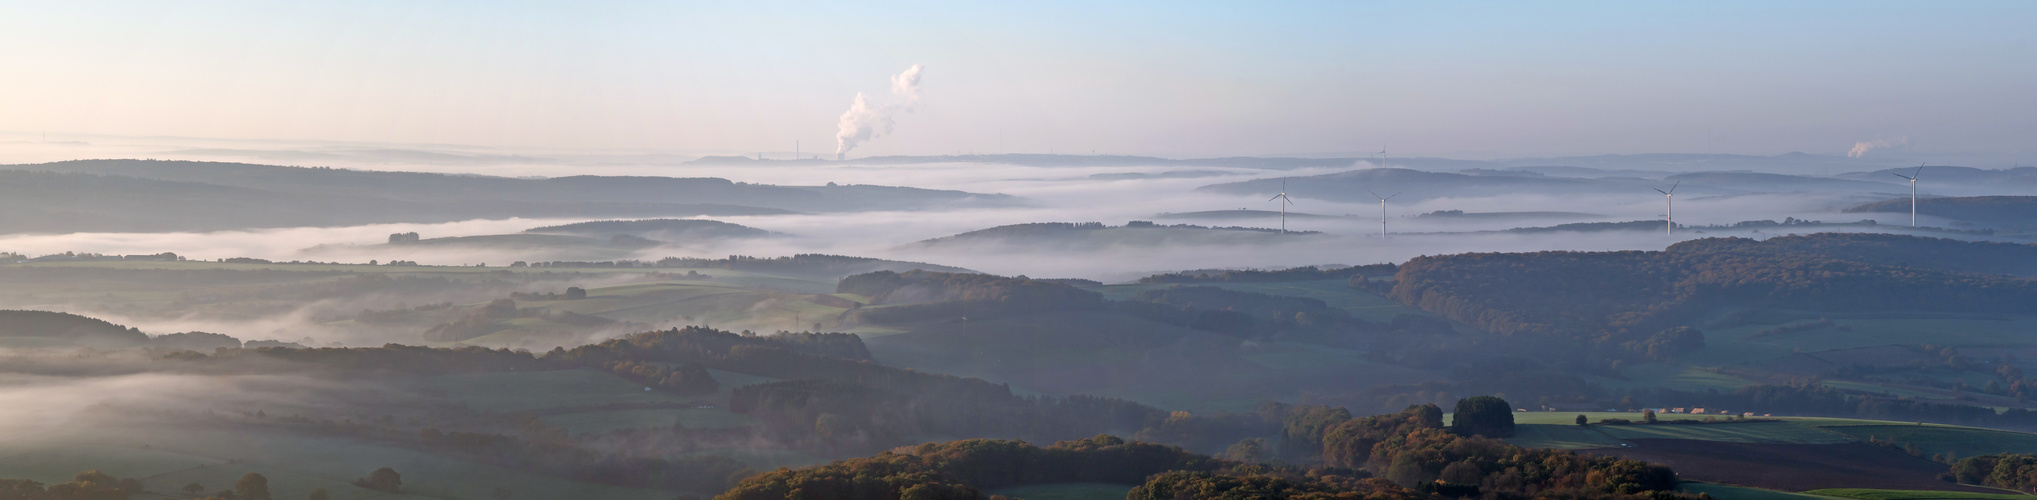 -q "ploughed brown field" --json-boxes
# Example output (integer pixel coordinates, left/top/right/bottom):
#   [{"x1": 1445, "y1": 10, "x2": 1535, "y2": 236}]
[{"x1": 1587, "y1": 439, "x2": 1998, "y2": 493}]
